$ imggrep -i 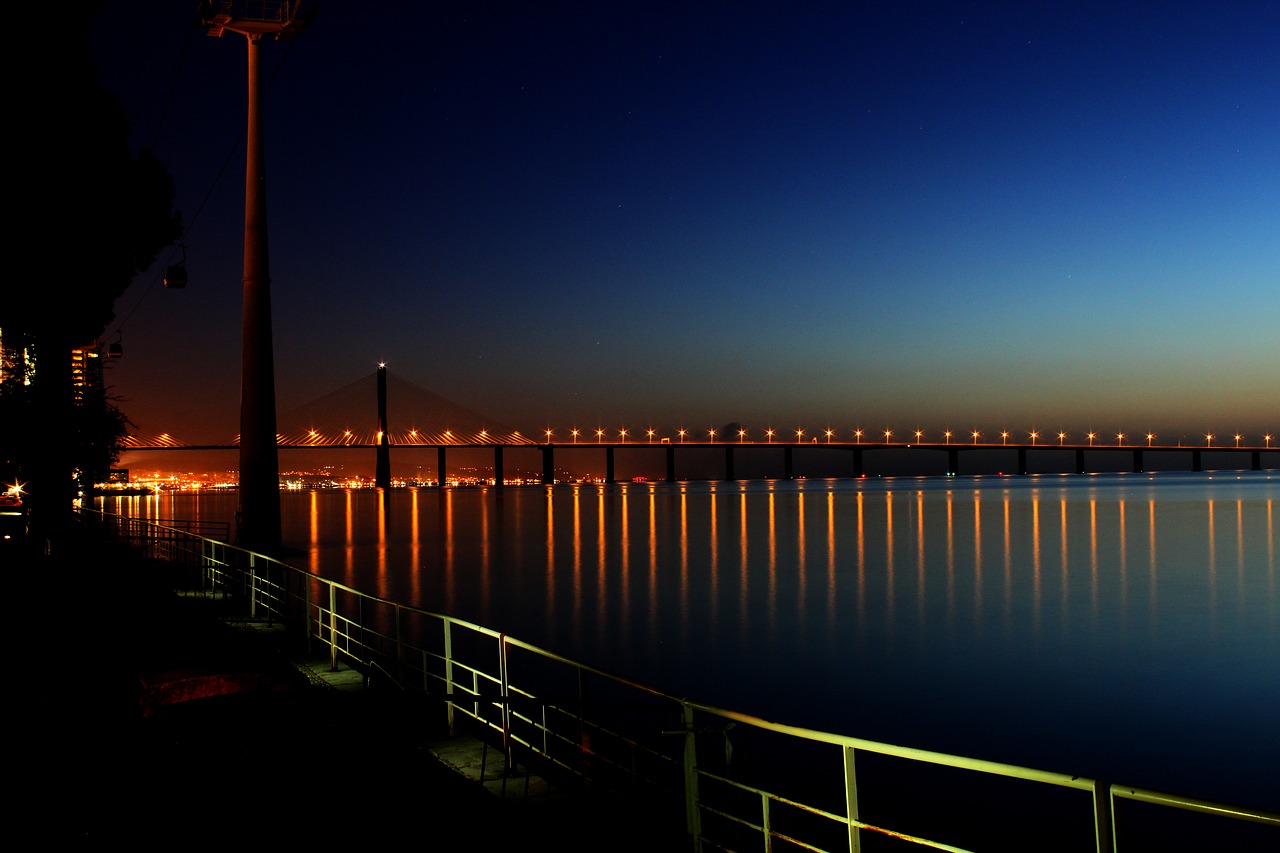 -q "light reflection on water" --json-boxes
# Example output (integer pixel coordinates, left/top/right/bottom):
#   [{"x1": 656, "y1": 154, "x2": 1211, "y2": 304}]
[{"x1": 98, "y1": 471, "x2": 1278, "y2": 808}]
